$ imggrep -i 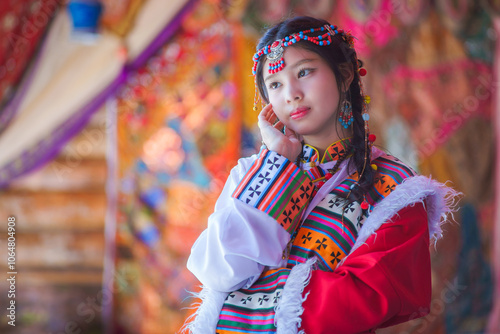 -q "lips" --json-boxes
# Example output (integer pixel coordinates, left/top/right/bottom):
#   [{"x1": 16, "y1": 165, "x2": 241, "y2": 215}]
[{"x1": 290, "y1": 107, "x2": 310, "y2": 120}]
